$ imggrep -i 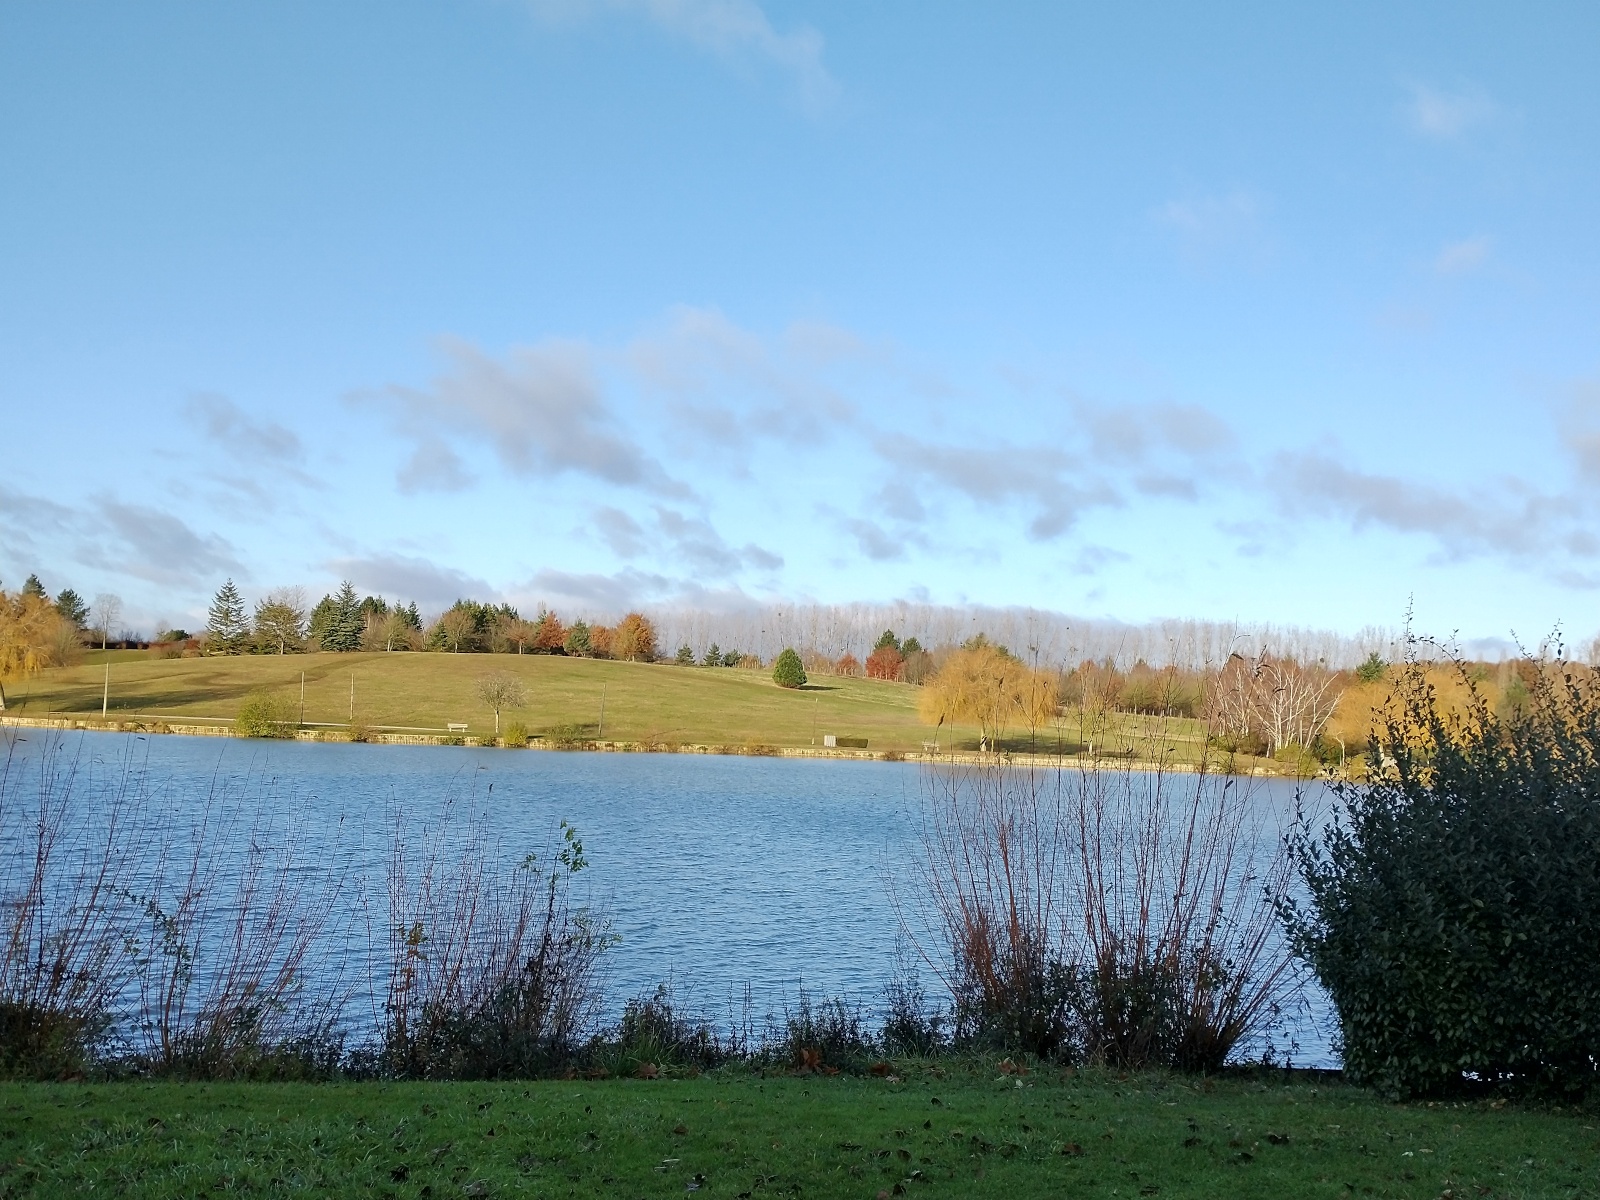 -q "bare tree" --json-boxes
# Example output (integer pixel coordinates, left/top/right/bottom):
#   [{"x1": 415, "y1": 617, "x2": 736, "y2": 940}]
[
  {"x1": 1256, "y1": 656, "x2": 1340, "y2": 753},
  {"x1": 90, "y1": 594, "x2": 123, "y2": 651},
  {"x1": 253, "y1": 587, "x2": 308, "y2": 655},
  {"x1": 364, "y1": 609, "x2": 412, "y2": 652},
  {"x1": 439, "y1": 608, "x2": 476, "y2": 653},
  {"x1": 1204, "y1": 651, "x2": 1341, "y2": 755},
  {"x1": 475, "y1": 671, "x2": 528, "y2": 736}
]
